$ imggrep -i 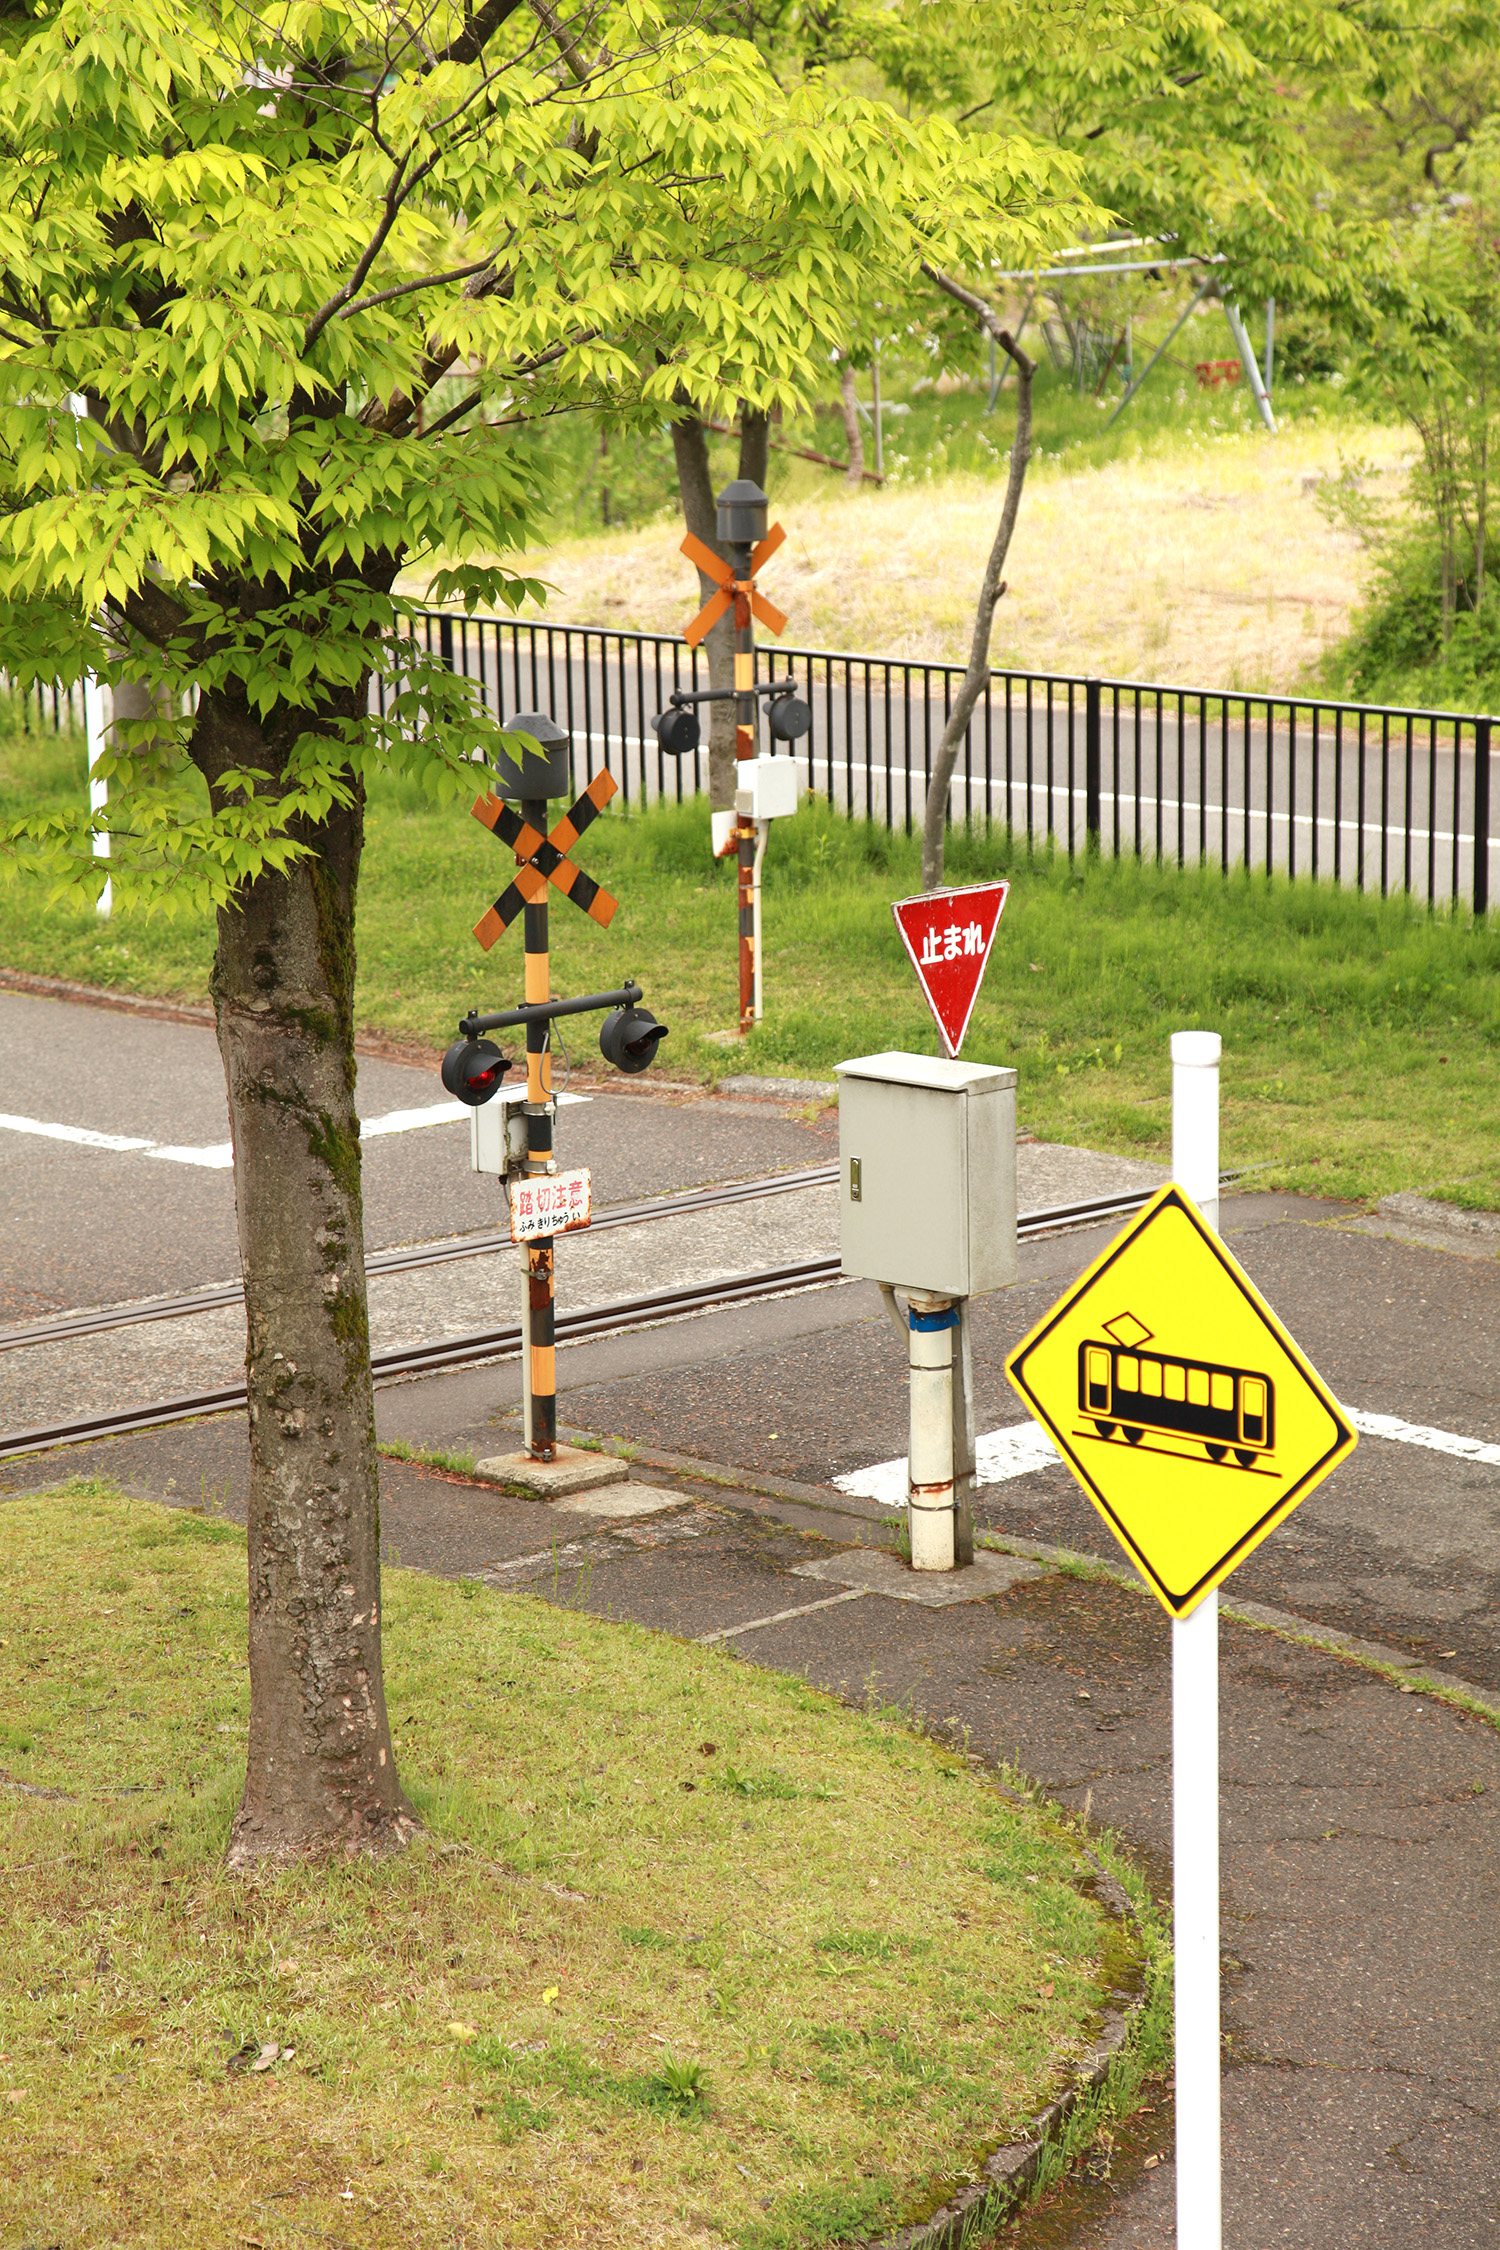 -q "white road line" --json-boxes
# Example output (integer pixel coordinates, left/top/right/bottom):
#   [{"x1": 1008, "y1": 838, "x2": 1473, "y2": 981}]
[
  {"x1": 835, "y1": 1406, "x2": 1500, "y2": 1507},
  {"x1": 0, "y1": 1112, "x2": 154, "y2": 1153},
  {"x1": 697, "y1": 1588, "x2": 868, "y2": 1643},
  {"x1": 1348, "y1": 1408, "x2": 1500, "y2": 1468},
  {"x1": 361, "y1": 1101, "x2": 467, "y2": 1137},
  {"x1": 0, "y1": 1099, "x2": 469, "y2": 1169}
]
